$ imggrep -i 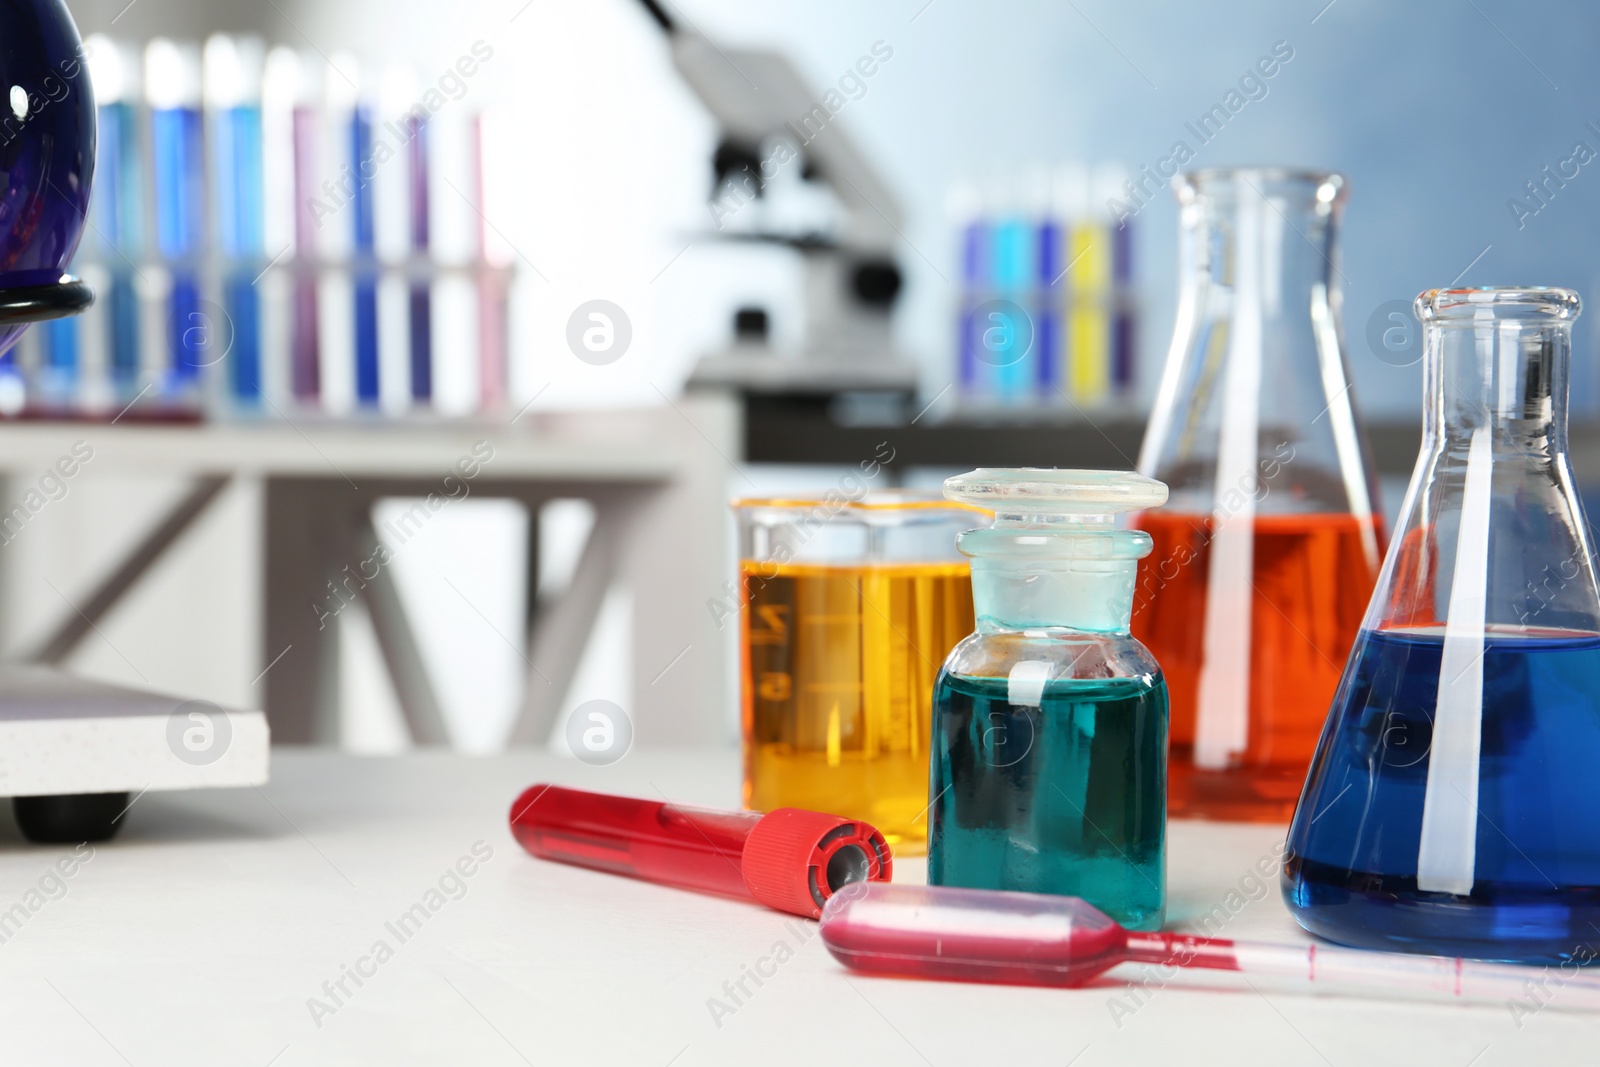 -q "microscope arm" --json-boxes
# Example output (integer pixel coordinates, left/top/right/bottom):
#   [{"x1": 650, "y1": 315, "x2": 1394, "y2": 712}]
[{"x1": 637, "y1": 0, "x2": 902, "y2": 252}]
